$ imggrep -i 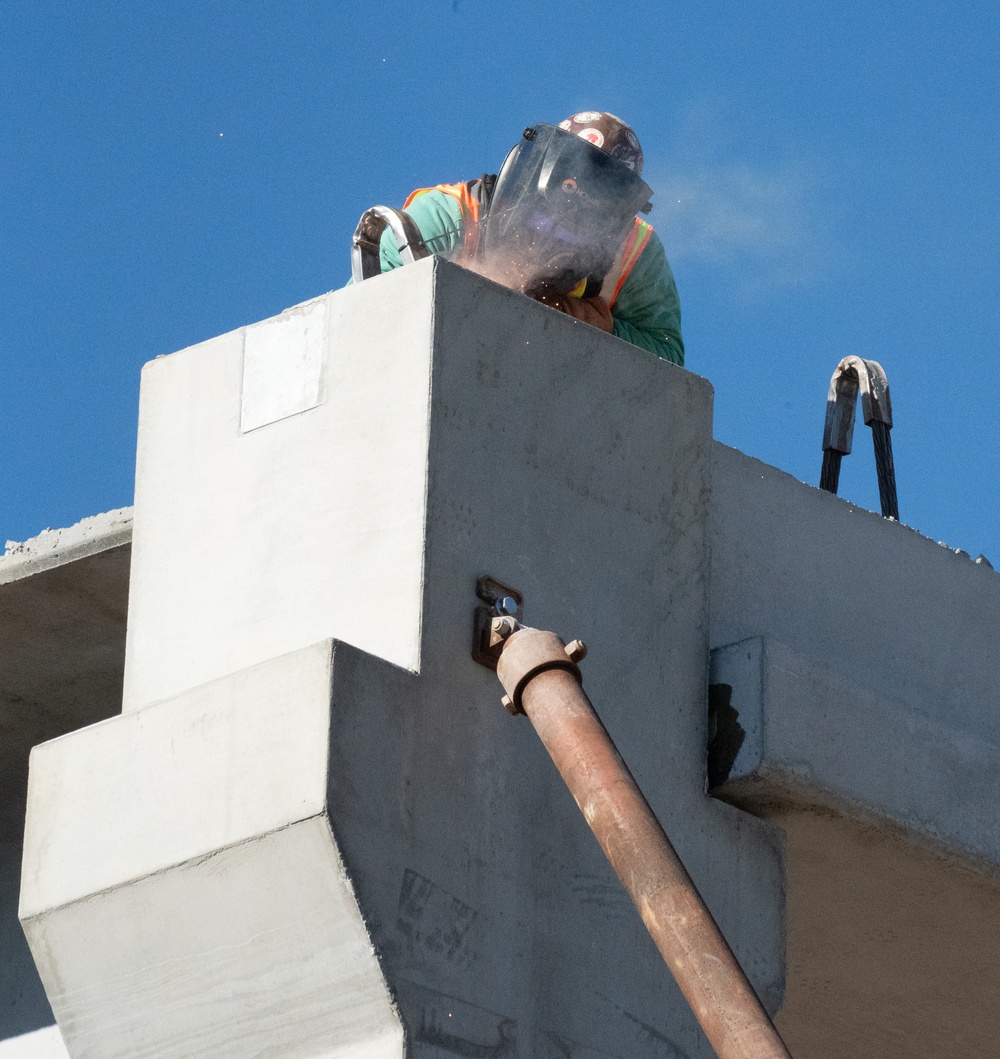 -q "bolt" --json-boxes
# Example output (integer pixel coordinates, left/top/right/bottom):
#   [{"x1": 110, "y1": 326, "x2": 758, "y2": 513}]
[
  {"x1": 565, "y1": 639, "x2": 588, "y2": 663},
  {"x1": 497, "y1": 596, "x2": 519, "y2": 617},
  {"x1": 491, "y1": 616, "x2": 517, "y2": 643}
]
